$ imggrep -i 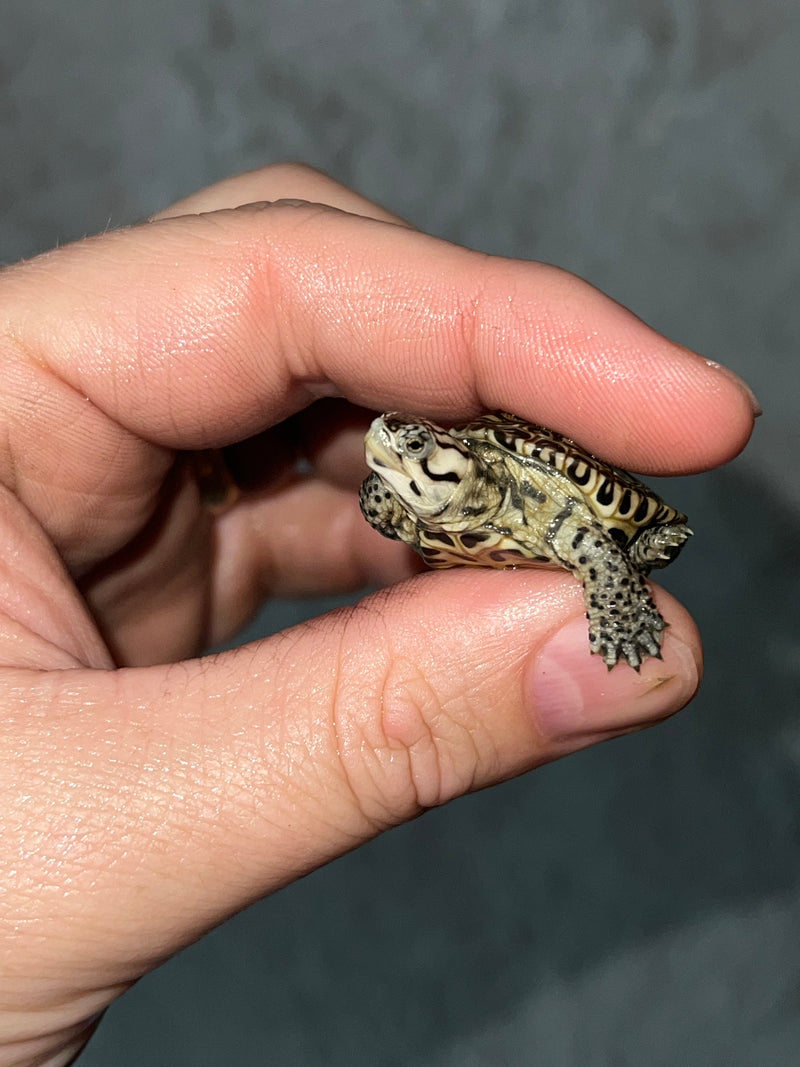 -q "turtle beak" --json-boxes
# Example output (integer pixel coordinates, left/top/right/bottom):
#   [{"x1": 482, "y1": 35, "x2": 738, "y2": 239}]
[{"x1": 364, "y1": 415, "x2": 396, "y2": 471}]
